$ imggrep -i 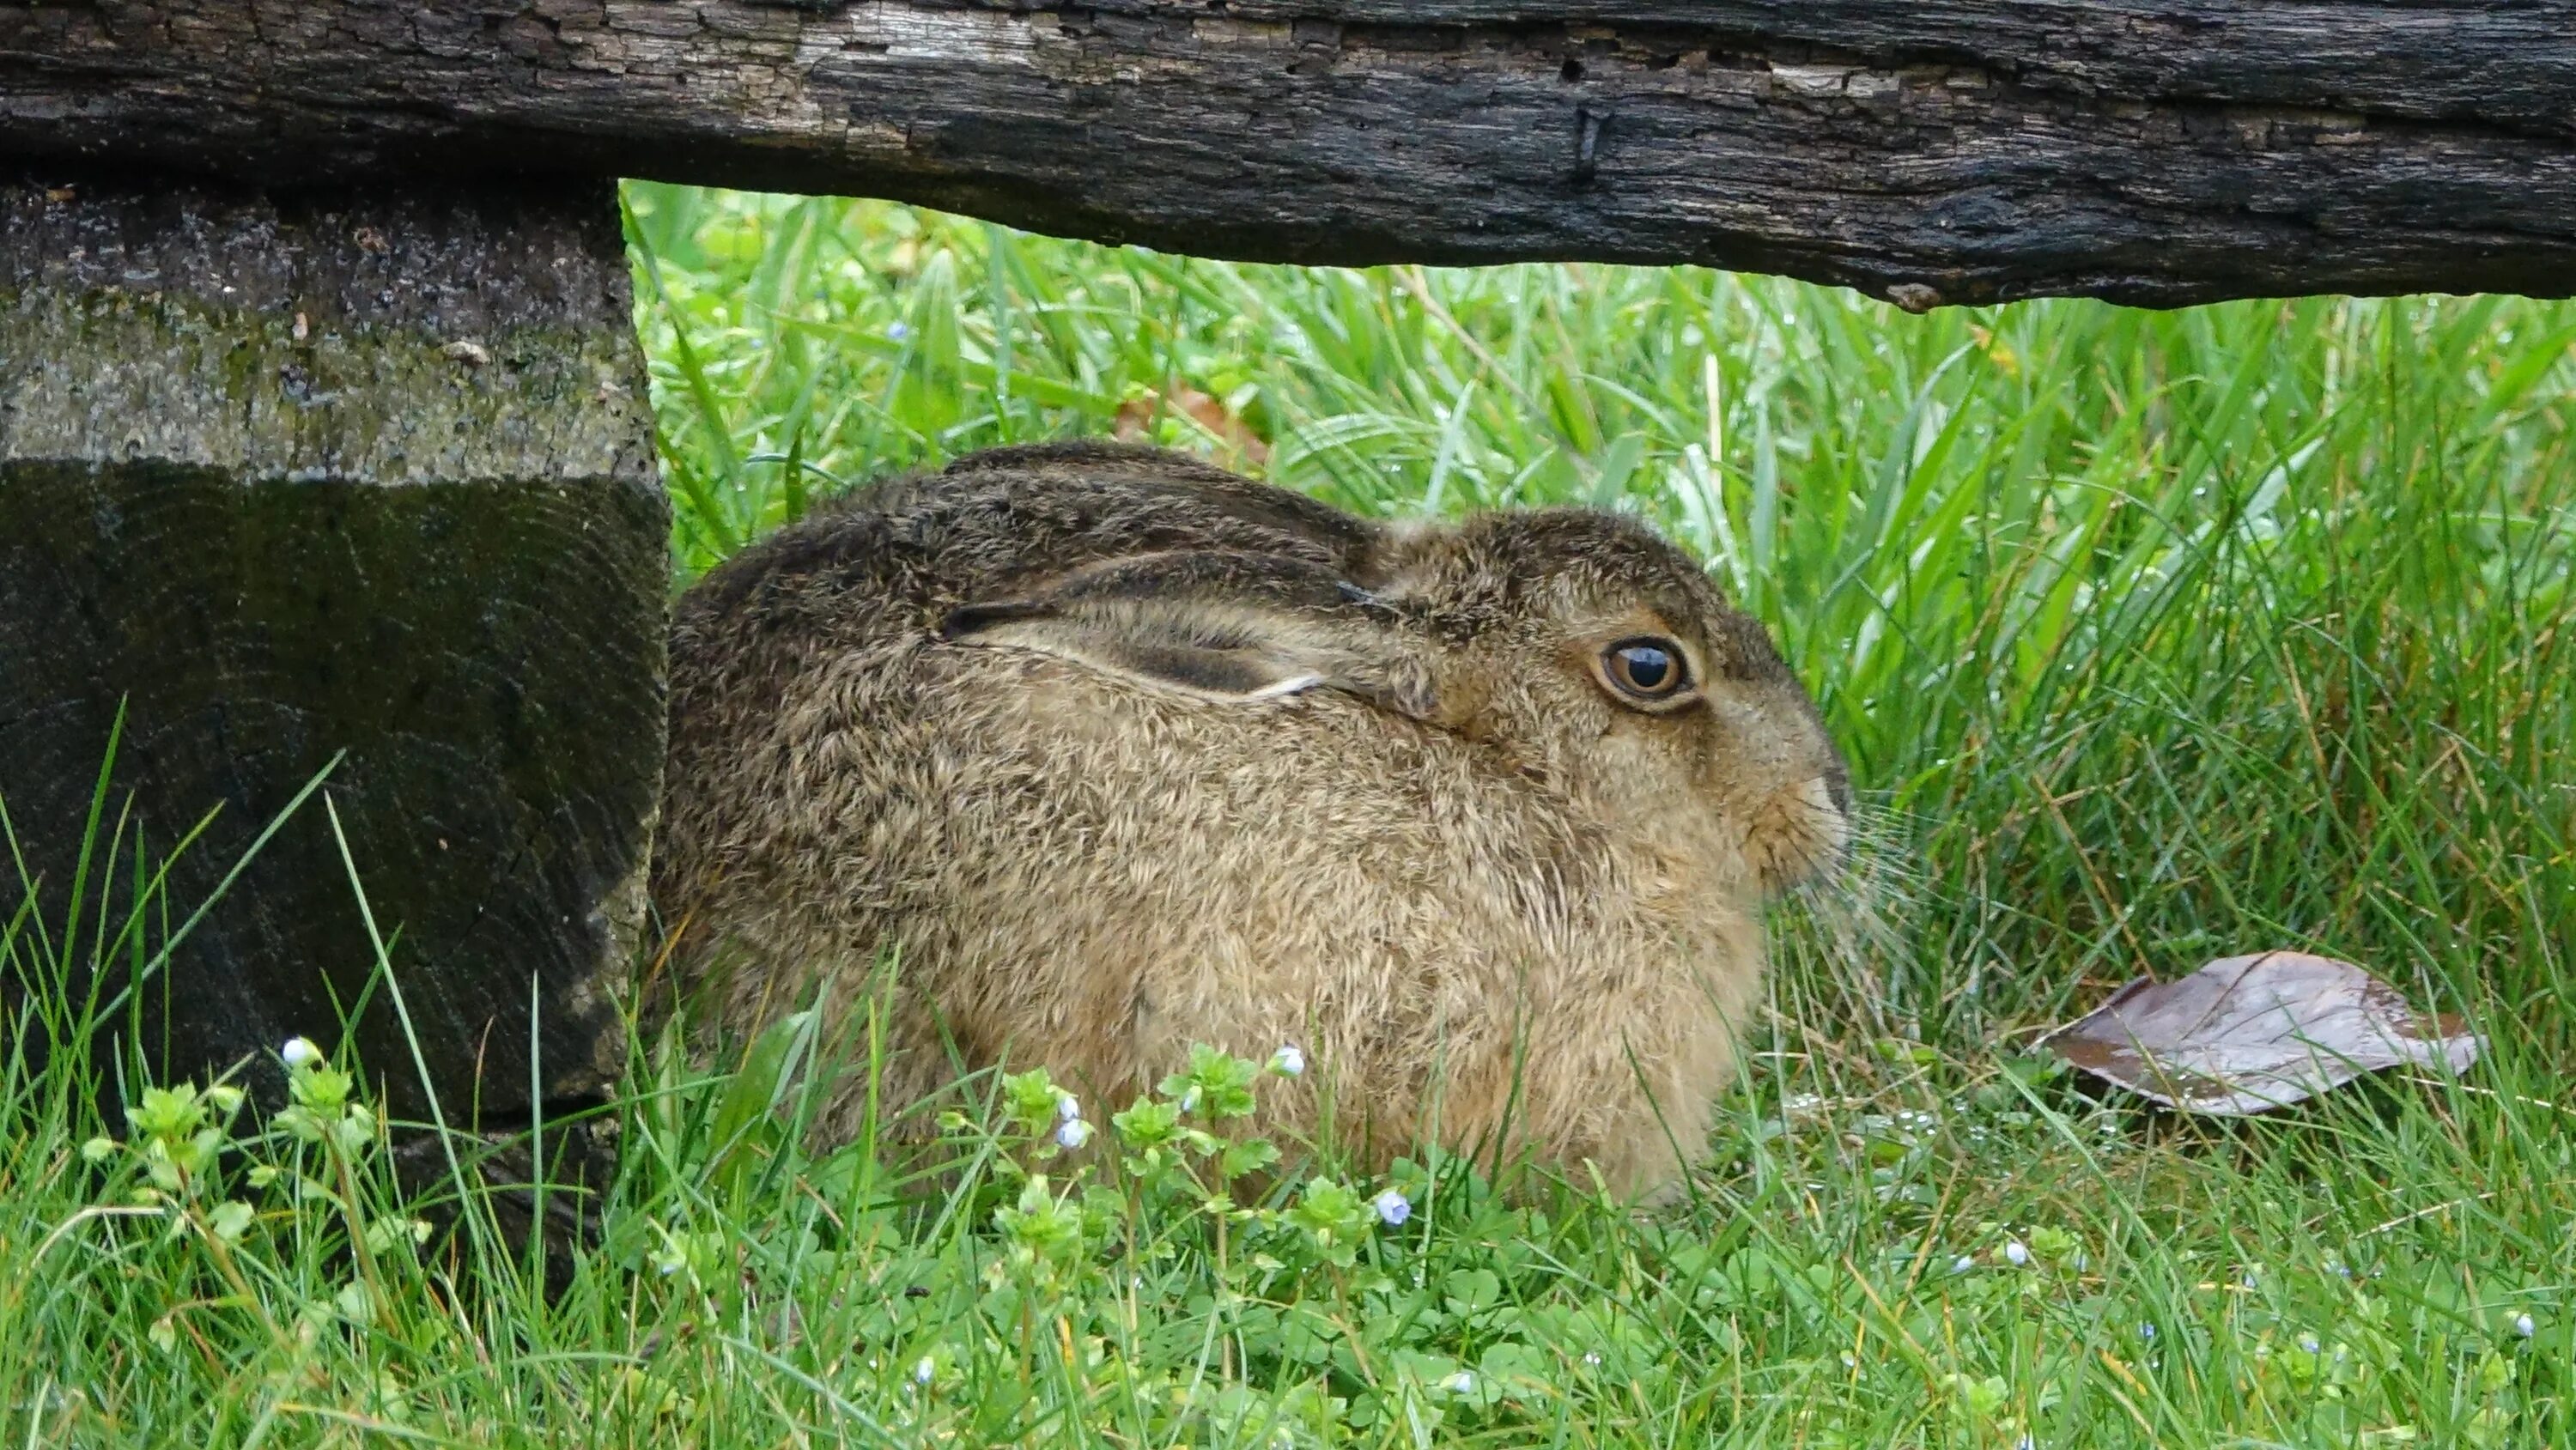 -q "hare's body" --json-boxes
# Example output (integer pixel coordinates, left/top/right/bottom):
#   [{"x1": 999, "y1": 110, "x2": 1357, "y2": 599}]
[{"x1": 656, "y1": 442, "x2": 1847, "y2": 1197}]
